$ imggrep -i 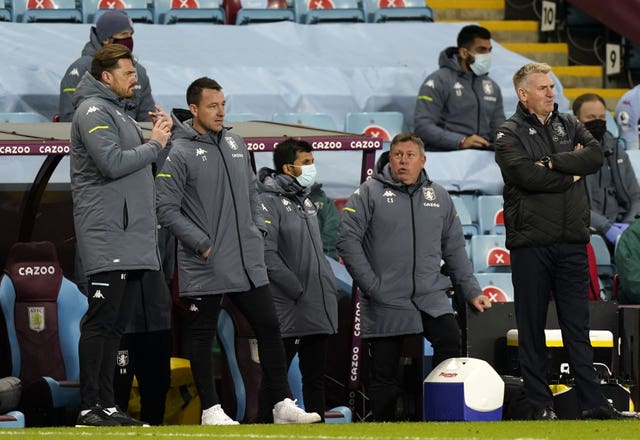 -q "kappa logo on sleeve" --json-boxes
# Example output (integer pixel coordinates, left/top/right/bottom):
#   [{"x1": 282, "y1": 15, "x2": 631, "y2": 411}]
[{"x1": 86, "y1": 106, "x2": 99, "y2": 115}]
